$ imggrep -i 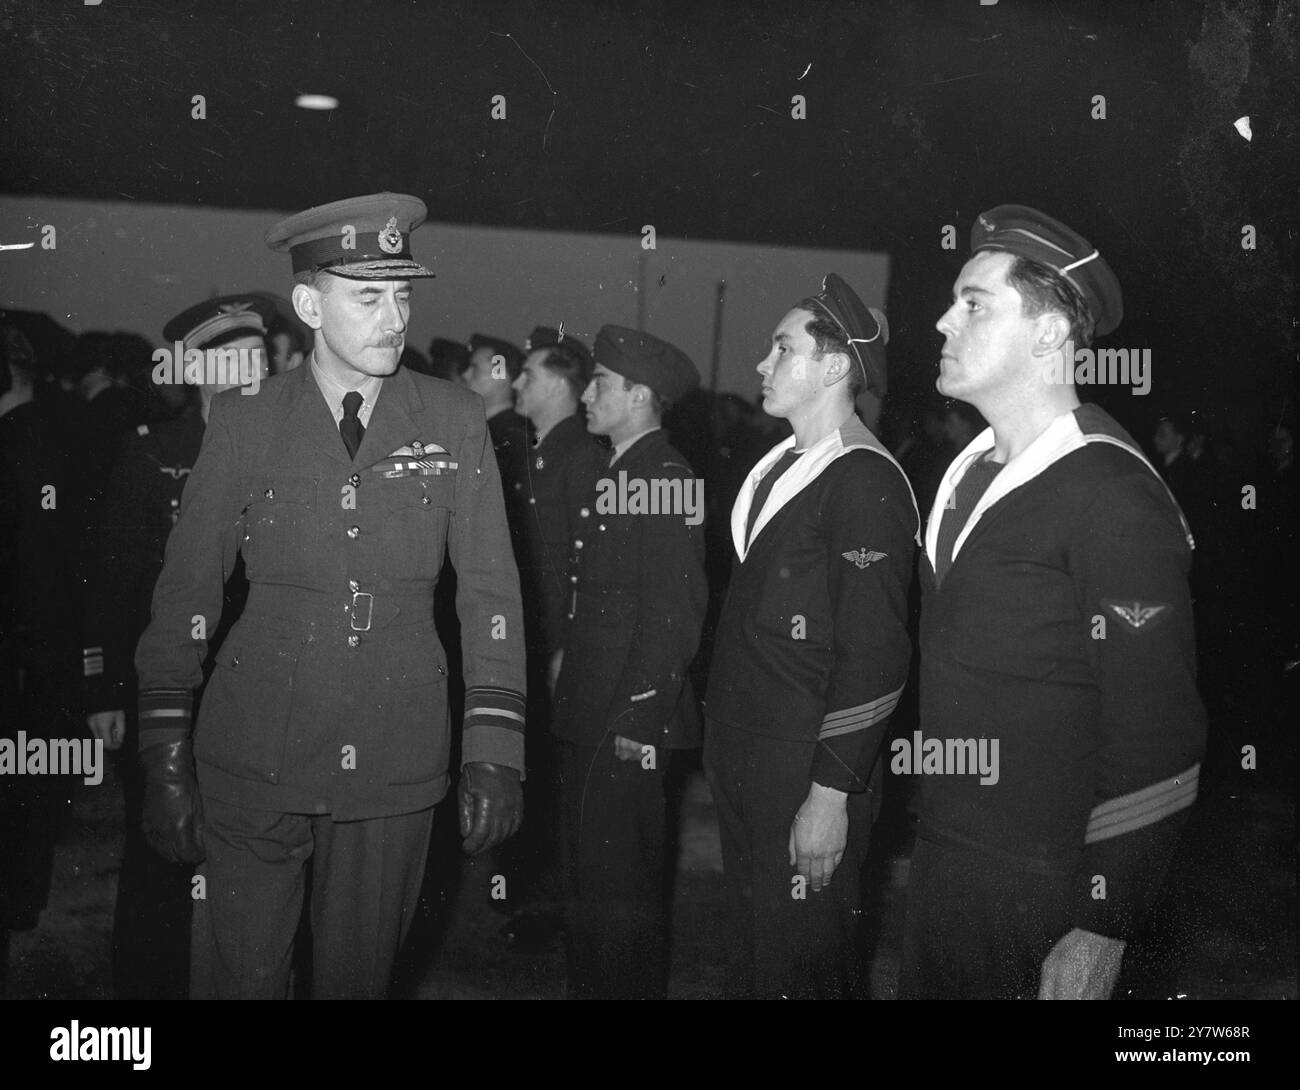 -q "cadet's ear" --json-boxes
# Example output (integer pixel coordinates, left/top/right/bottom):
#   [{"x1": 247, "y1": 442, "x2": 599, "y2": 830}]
[
  {"x1": 292, "y1": 283, "x2": 324, "y2": 331},
  {"x1": 1033, "y1": 311, "x2": 1072, "y2": 357},
  {"x1": 821, "y1": 351, "x2": 852, "y2": 388}
]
